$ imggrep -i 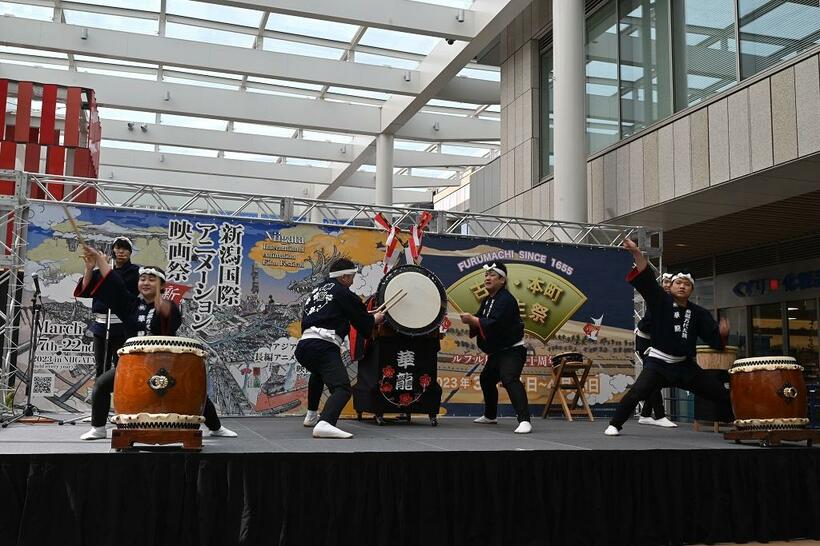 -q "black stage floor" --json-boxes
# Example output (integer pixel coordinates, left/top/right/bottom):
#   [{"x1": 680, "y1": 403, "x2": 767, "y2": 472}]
[{"x1": 2, "y1": 416, "x2": 820, "y2": 546}]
